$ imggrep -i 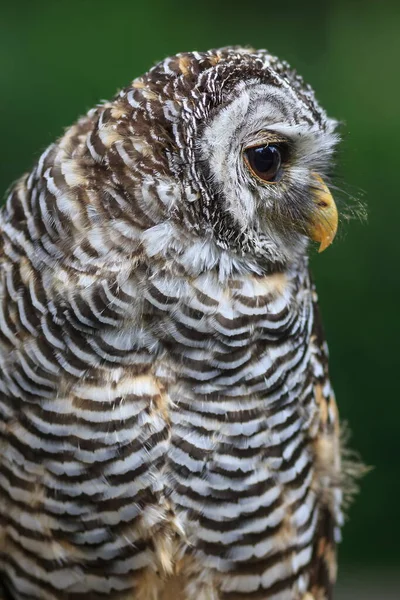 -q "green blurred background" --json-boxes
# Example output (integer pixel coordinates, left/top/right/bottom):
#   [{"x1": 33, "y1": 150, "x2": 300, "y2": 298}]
[{"x1": 1, "y1": 0, "x2": 399, "y2": 594}]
